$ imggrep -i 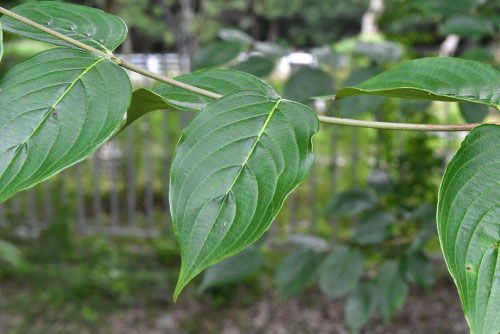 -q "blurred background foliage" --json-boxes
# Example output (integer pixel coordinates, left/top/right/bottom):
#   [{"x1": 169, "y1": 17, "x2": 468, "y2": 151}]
[{"x1": 0, "y1": 0, "x2": 498, "y2": 333}]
